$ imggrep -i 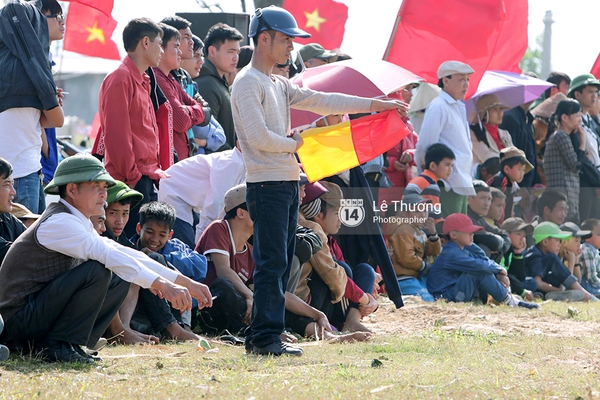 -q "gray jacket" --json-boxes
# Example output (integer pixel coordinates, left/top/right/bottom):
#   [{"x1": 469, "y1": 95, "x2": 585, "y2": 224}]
[{"x1": 0, "y1": 0, "x2": 58, "y2": 113}]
